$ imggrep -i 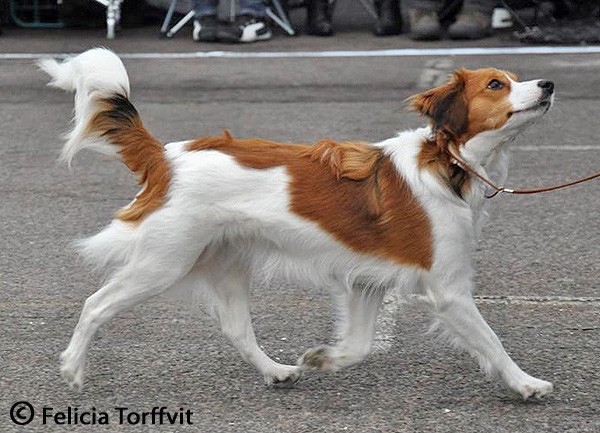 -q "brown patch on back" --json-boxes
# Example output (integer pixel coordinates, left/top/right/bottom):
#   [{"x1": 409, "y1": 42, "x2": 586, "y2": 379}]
[
  {"x1": 187, "y1": 132, "x2": 433, "y2": 269},
  {"x1": 307, "y1": 138, "x2": 381, "y2": 181},
  {"x1": 87, "y1": 95, "x2": 171, "y2": 223}
]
